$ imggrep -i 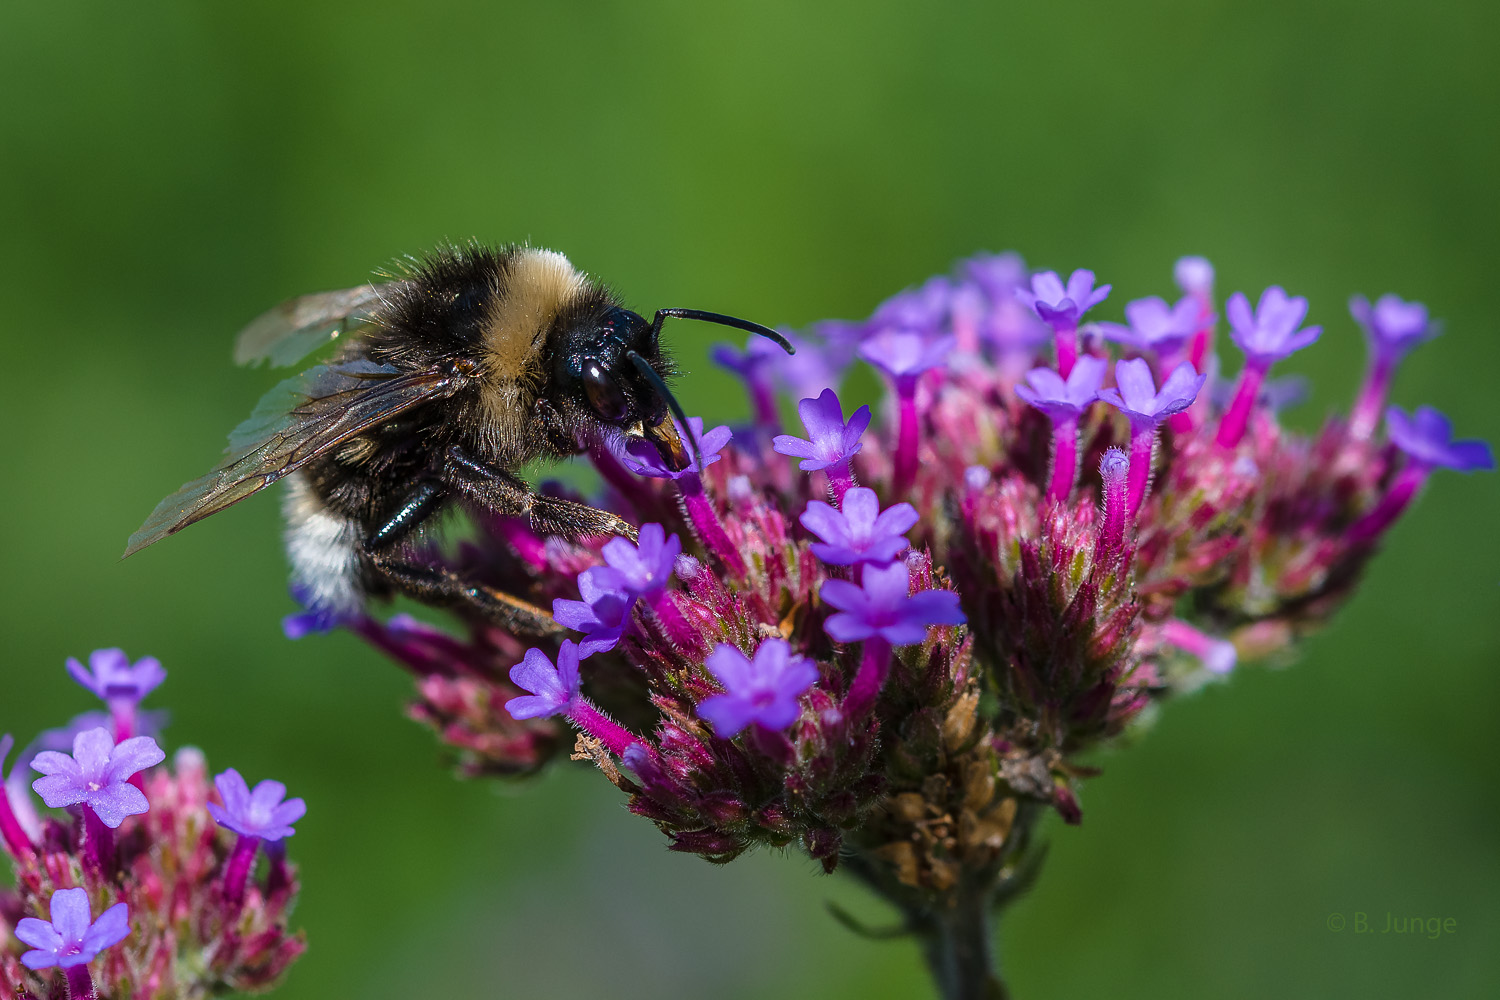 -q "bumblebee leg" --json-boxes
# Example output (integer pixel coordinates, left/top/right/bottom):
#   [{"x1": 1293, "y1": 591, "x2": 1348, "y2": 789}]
[
  {"x1": 533, "y1": 398, "x2": 583, "y2": 455},
  {"x1": 365, "y1": 551, "x2": 564, "y2": 636},
  {"x1": 363, "y1": 482, "x2": 562, "y2": 635},
  {"x1": 445, "y1": 446, "x2": 637, "y2": 541},
  {"x1": 369, "y1": 481, "x2": 447, "y2": 548}
]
